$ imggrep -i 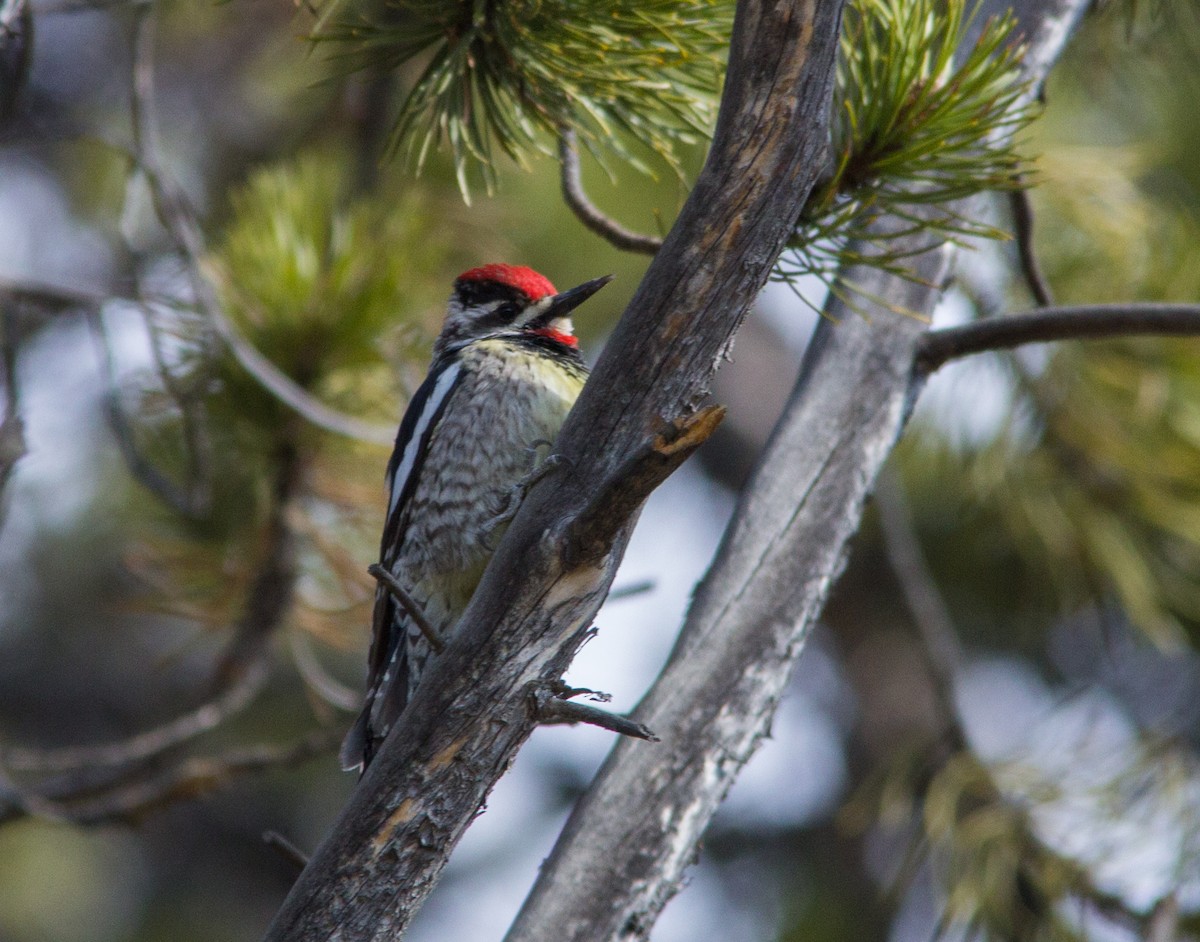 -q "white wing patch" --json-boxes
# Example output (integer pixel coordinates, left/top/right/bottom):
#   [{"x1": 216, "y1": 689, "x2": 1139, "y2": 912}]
[{"x1": 387, "y1": 362, "x2": 461, "y2": 515}]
